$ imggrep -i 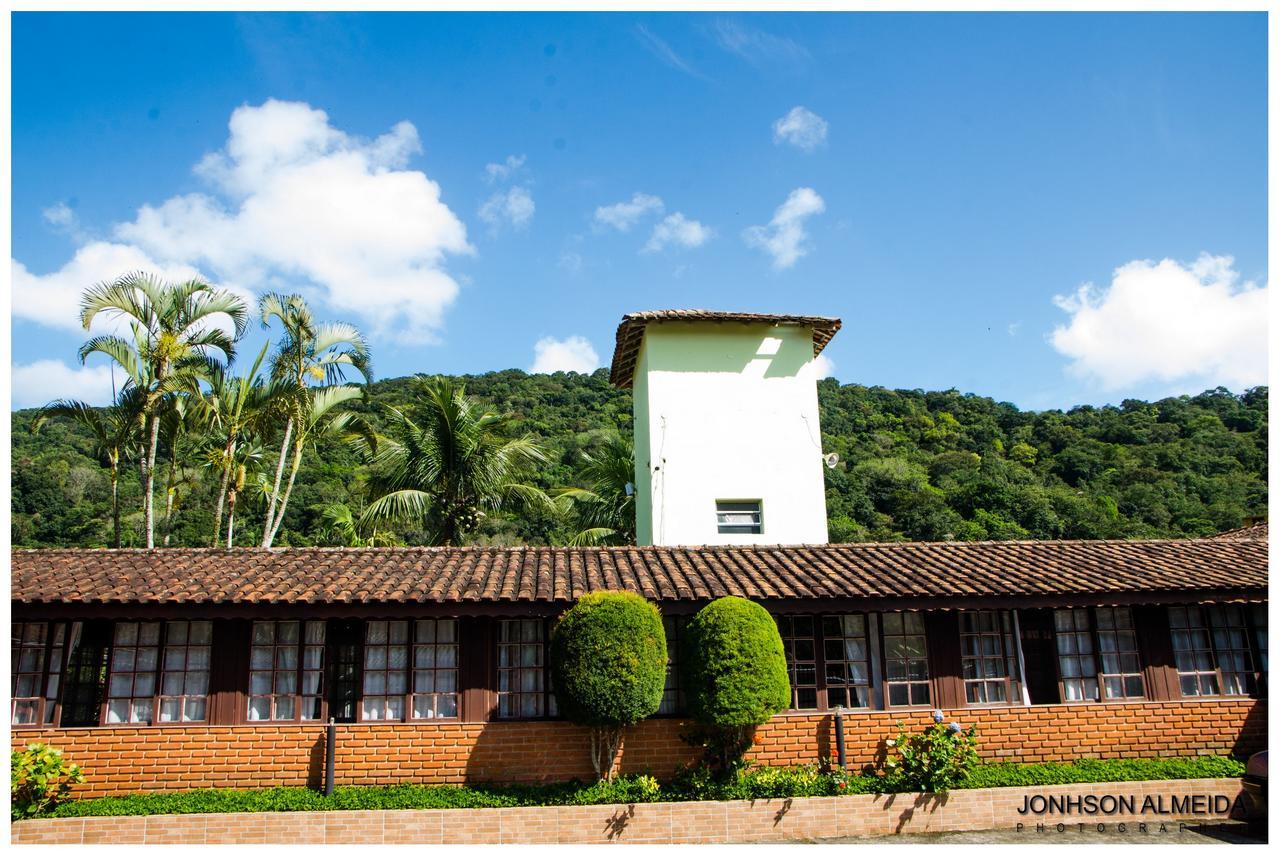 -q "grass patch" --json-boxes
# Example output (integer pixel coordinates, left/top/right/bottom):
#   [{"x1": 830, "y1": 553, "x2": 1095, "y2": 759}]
[{"x1": 38, "y1": 755, "x2": 1245, "y2": 819}]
